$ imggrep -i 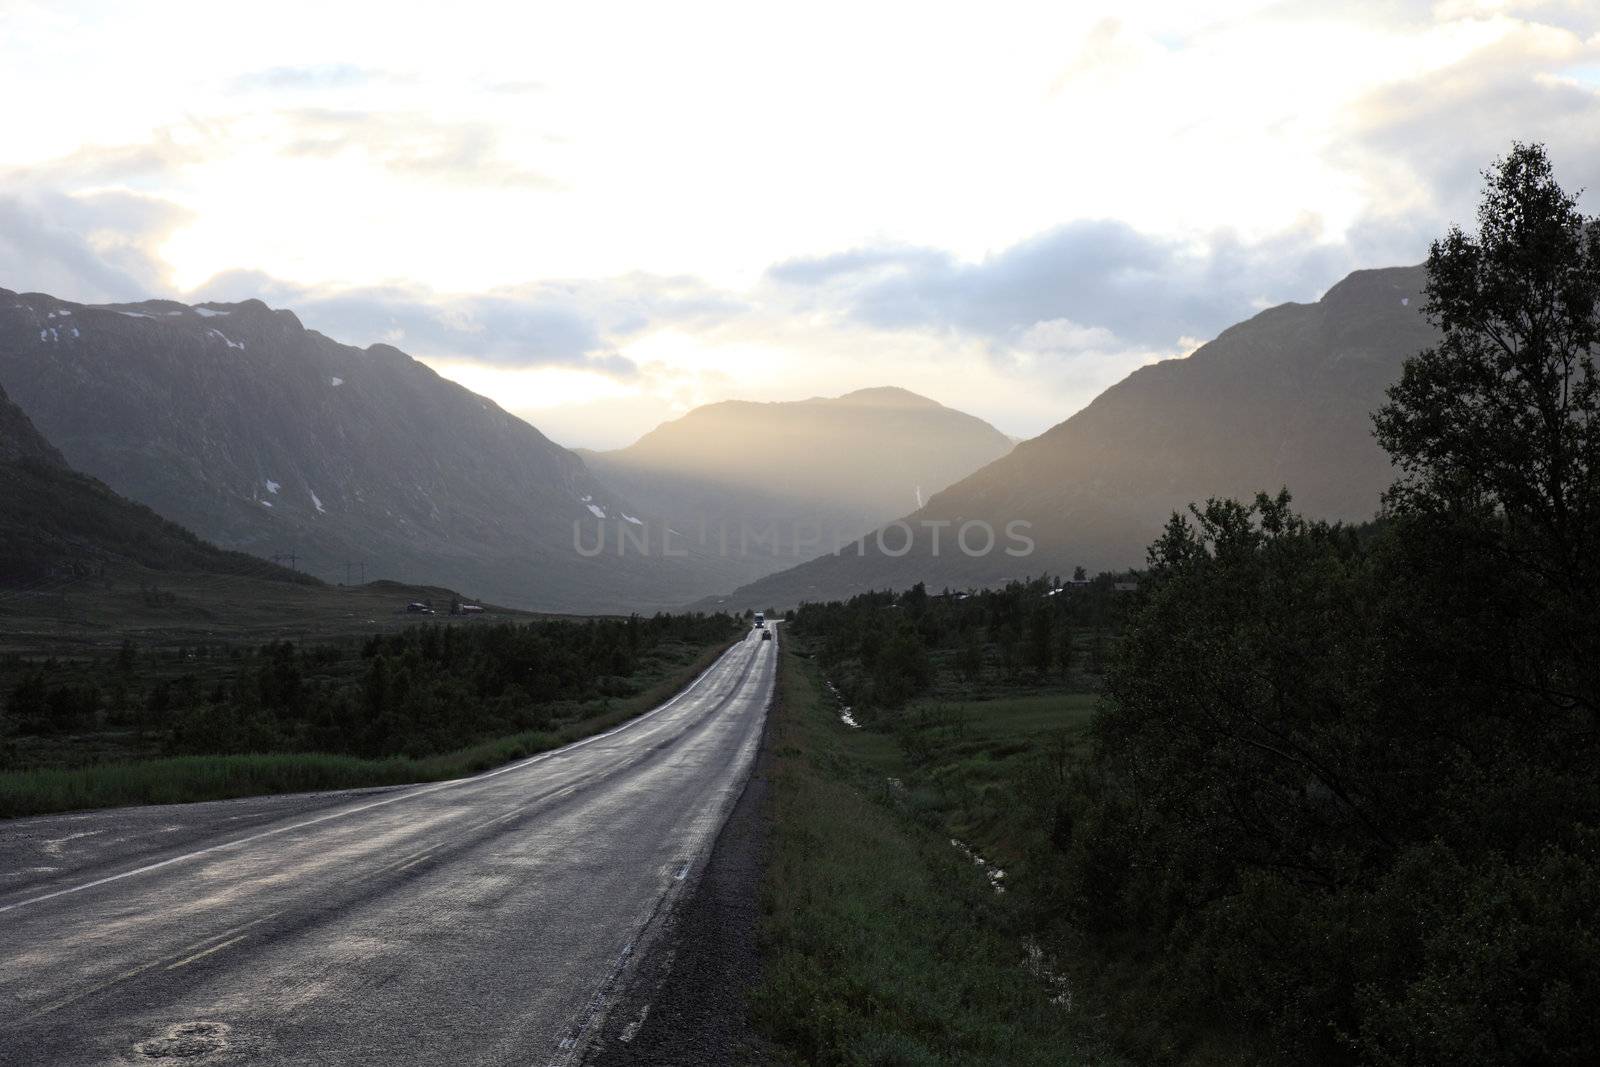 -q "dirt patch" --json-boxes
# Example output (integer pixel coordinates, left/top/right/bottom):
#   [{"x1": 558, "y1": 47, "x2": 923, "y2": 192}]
[{"x1": 133, "y1": 1021, "x2": 232, "y2": 1061}]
